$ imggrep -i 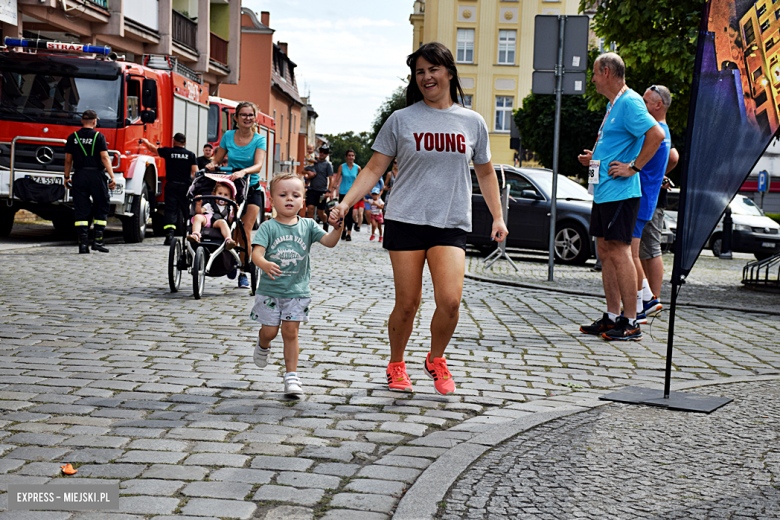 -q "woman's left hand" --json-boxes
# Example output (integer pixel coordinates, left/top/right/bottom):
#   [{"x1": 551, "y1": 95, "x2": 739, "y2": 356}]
[
  {"x1": 491, "y1": 219, "x2": 509, "y2": 243},
  {"x1": 229, "y1": 170, "x2": 246, "y2": 181}
]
